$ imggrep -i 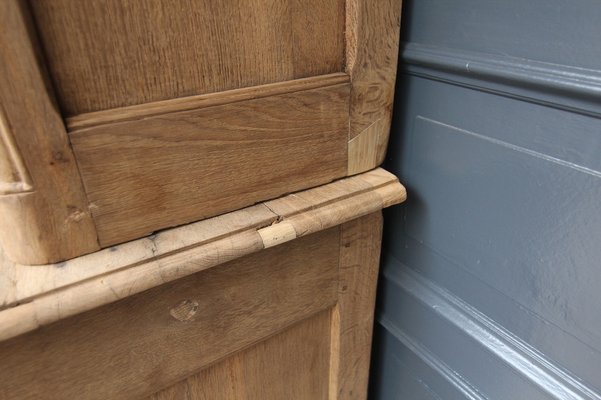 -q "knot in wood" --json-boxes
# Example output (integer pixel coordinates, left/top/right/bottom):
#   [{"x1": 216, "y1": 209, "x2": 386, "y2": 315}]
[{"x1": 170, "y1": 299, "x2": 199, "y2": 322}]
